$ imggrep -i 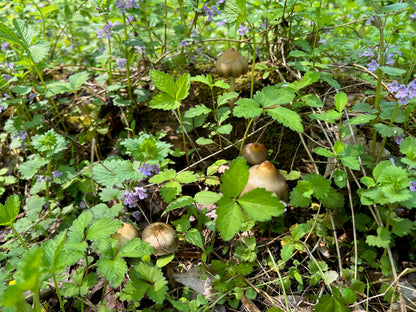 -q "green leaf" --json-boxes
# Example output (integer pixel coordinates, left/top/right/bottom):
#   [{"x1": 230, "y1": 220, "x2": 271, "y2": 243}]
[
  {"x1": 29, "y1": 40, "x2": 49, "y2": 63},
  {"x1": 233, "y1": 98, "x2": 263, "y2": 118},
  {"x1": 391, "y1": 218, "x2": 414, "y2": 237},
  {"x1": 176, "y1": 171, "x2": 198, "y2": 183},
  {"x1": 347, "y1": 114, "x2": 377, "y2": 125},
  {"x1": 309, "y1": 110, "x2": 342, "y2": 123},
  {"x1": 160, "y1": 181, "x2": 182, "y2": 202},
  {"x1": 333, "y1": 169, "x2": 347, "y2": 188},
  {"x1": 149, "y1": 169, "x2": 177, "y2": 183},
  {"x1": 292, "y1": 223, "x2": 309, "y2": 241},
  {"x1": 68, "y1": 210, "x2": 93, "y2": 243},
  {"x1": 314, "y1": 147, "x2": 335, "y2": 158},
  {"x1": 334, "y1": 92, "x2": 347, "y2": 113},
  {"x1": 185, "y1": 105, "x2": 212, "y2": 118},
  {"x1": 366, "y1": 227, "x2": 391, "y2": 249},
  {"x1": 150, "y1": 70, "x2": 175, "y2": 98},
  {"x1": 267, "y1": 106, "x2": 304, "y2": 133},
  {"x1": 175, "y1": 73, "x2": 190, "y2": 101},
  {"x1": 313, "y1": 293, "x2": 348, "y2": 312},
  {"x1": 11, "y1": 85, "x2": 32, "y2": 95},
  {"x1": 0, "y1": 194, "x2": 20, "y2": 226},
  {"x1": 149, "y1": 92, "x2": 178, "y2": 110},
  {"x1": 218, "y1": 92, "x2": 238, "y2": 107},
  {"x1": 0, "y1": 22, "x2": 22, "y2": 46},
  {"x1": 380, "y1": 2, "x2": 408, "y2": 12},
  {"x1": 373, "y1": 123, "x2": 403, "y2": 138},
  {"x1": 93, "y1": 159, "x2": 140, "y2": 187},
  {"x1": 237, "y1": 188, "x2": 285, "y2": 221},
  {"x1": 31, "y1": 129, "x2": 67, "y2": 157},
  {"x1": 121, "y1": 133, "x2": 171, "y2": 162},
  {"x1": 216, "y1": 197, "x2": 242, "y2": 241},
  {"x1": 165, "y1": 196, "x2": 194, "y2": 213},
  {"x1": 254, "y1": 86, "x2": 296, "y2": 107},
  {"x1": 69, "y1": 71, "x2": 89, "y2": 90},
  {"x1": 220, "y1": 157, "x2": 249, "y2": 198},
  {"x1": 185, "y1": 228, "x2": 205, "y2": 250},
  {"x1": 281, "y1": 243, "x2": 294, "y2": 261},
  {"x1": 300, "y1": 94, "x2": 323, "y2": 107},
  {"x1": 379, "y1": 66, "x2": 406, "y2": 76},
  {"x1": 118, "y1": 238, "x2": 154, "y2": 258},
  {"x1": 96, "y1": 257, "x2": 127, "y2": 288},
  {"x1": 86, "y1": 218, "x2": 122, "y2": 242},
  {"x1": 190, "y1": 74, "x2": 212, "y2": 87},
  {"x1": 298, "y1": 71, "x2": 320, "y2": 90},
  {"x1": 195, "y1": 137, "x2": 216, "y2": 145},
  {"x1": 194, "y1": 191, "x2": 222, "y2": 205}
]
